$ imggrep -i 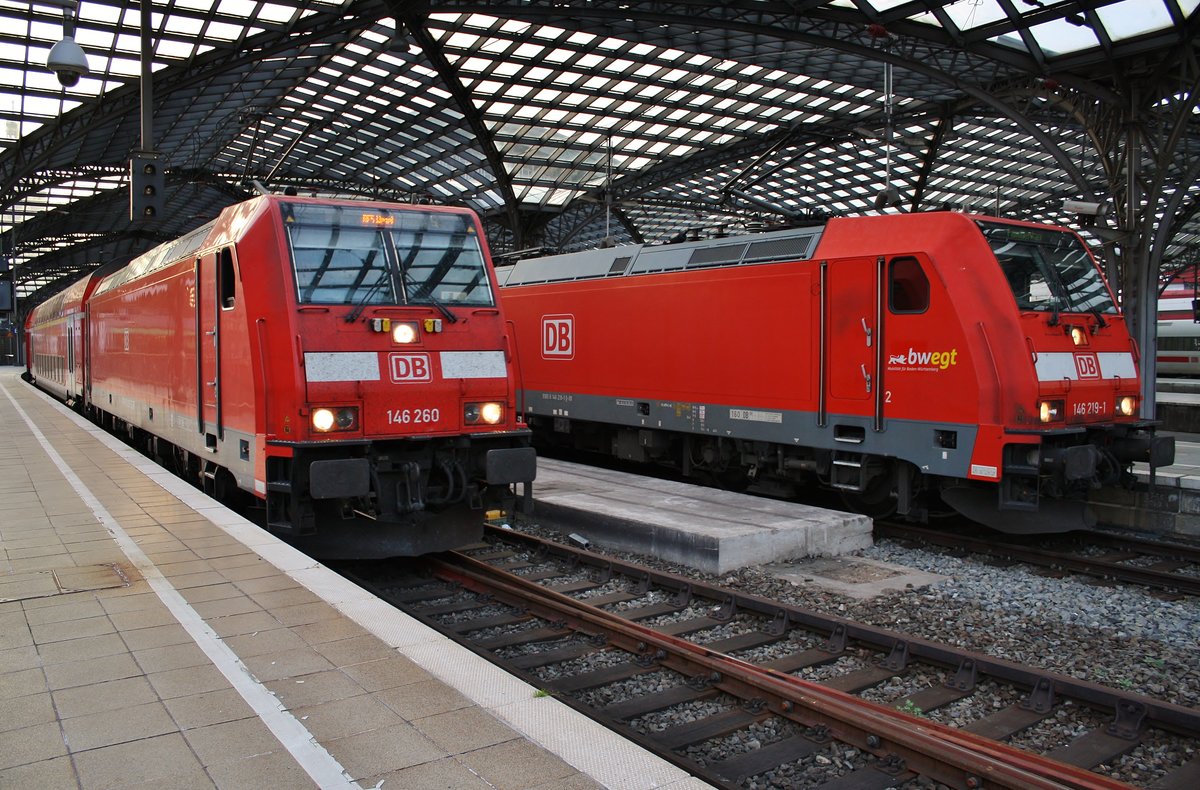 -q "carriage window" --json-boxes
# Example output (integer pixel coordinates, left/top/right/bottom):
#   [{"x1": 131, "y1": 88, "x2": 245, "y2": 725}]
[
  {"x1": 219, "y1": 248, "x2": 236, "y2": 309},
  {"x1": 889, "y1": 257, "x2": 929, "y2": 313}
]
